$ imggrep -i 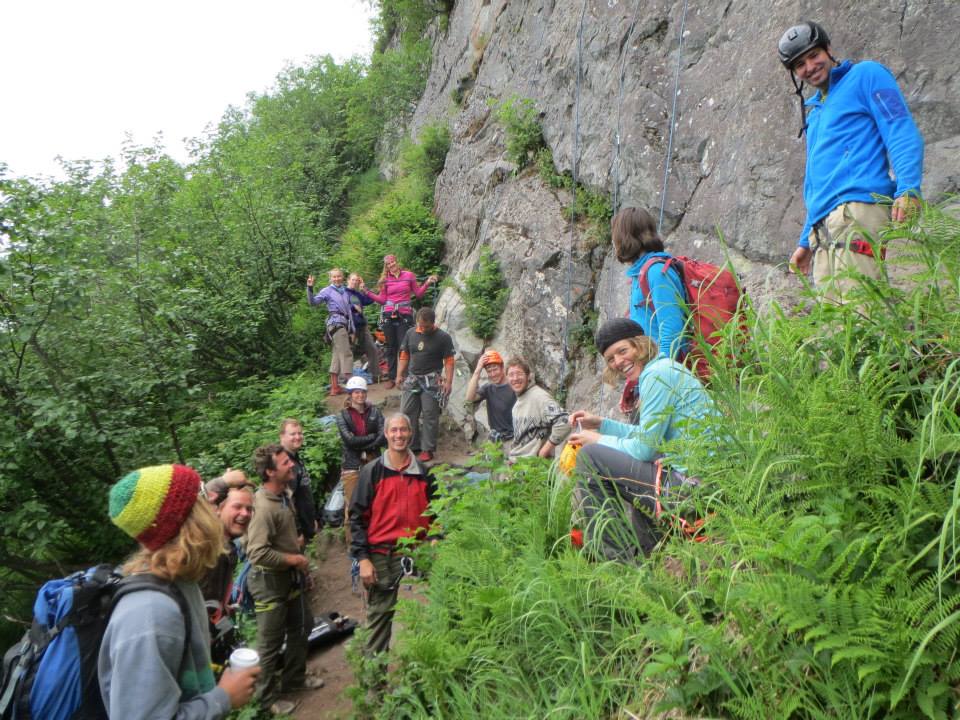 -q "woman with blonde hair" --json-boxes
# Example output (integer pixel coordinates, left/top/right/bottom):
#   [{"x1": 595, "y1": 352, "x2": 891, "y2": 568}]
[
  {"x1": 99, "y1": 464, "x2": 259, "y2": 719},
  {"x1": 363, "y1": 254, "x2": 438, "y2": 388},
  {"x1": 568, "y1": 318, "x2": 714, "y2": 561}
]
